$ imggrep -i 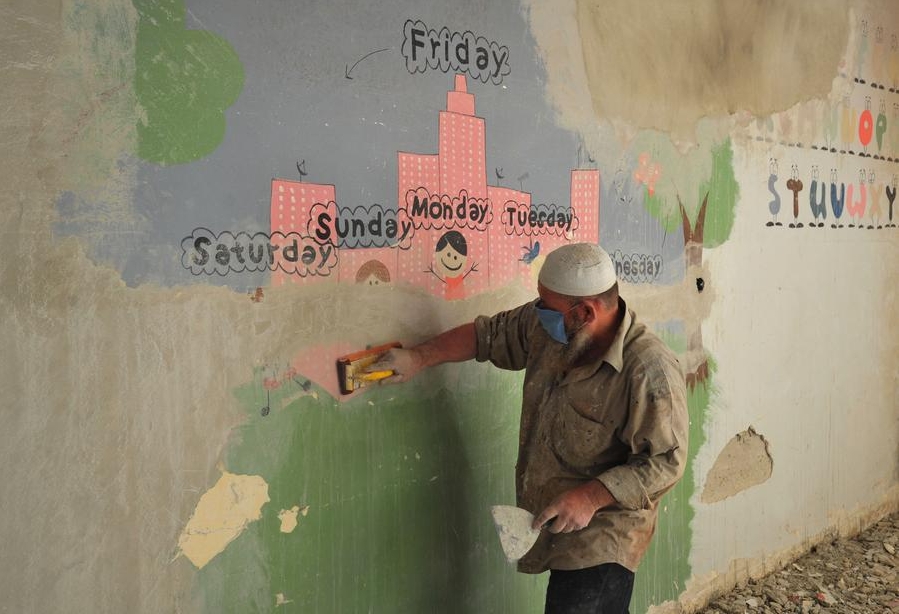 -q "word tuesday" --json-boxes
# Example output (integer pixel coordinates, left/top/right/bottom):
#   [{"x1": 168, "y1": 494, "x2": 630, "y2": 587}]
[{"x1": 502, "y1": 202, "x2": 576, "y2": 236}]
